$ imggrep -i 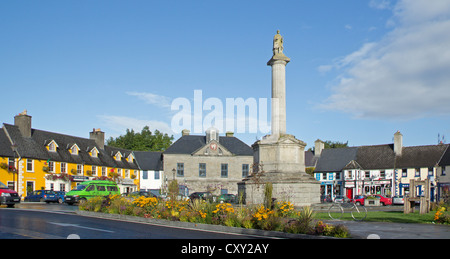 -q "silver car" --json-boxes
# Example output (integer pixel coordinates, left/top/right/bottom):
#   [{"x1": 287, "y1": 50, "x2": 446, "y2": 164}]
[{"x1": 392, "y1": 195, "x2": 404, "y2": 205}]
